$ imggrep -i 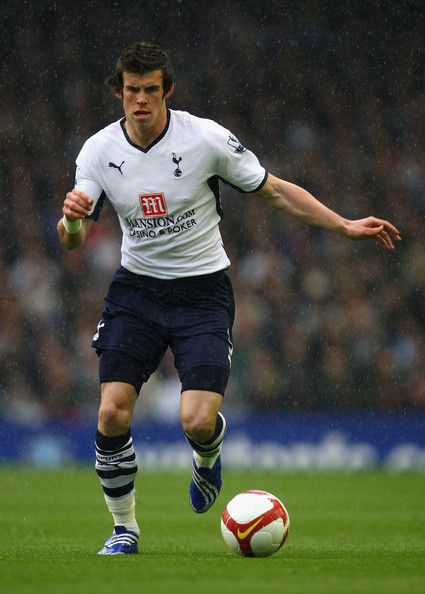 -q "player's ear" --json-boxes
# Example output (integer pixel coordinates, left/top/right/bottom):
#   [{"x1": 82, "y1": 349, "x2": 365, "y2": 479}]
[
  {"x1": 114, "y1": 87, "x2": 123, "y2": 100},
  {"x1": 164, "y1": 83, "x2": 175, "y2": 101}
]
